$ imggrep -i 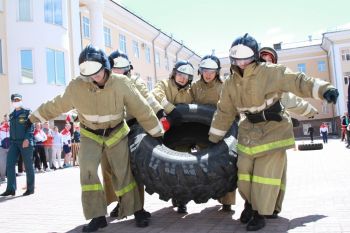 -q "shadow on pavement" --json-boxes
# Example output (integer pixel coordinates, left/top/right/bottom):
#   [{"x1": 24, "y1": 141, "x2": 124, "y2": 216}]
[
  {"x1": 65, "y1": 204, "x2": 237, "y2": 233},
  {"x1": 288, "y1": 214, "x2": 327, "y2": 230}
]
